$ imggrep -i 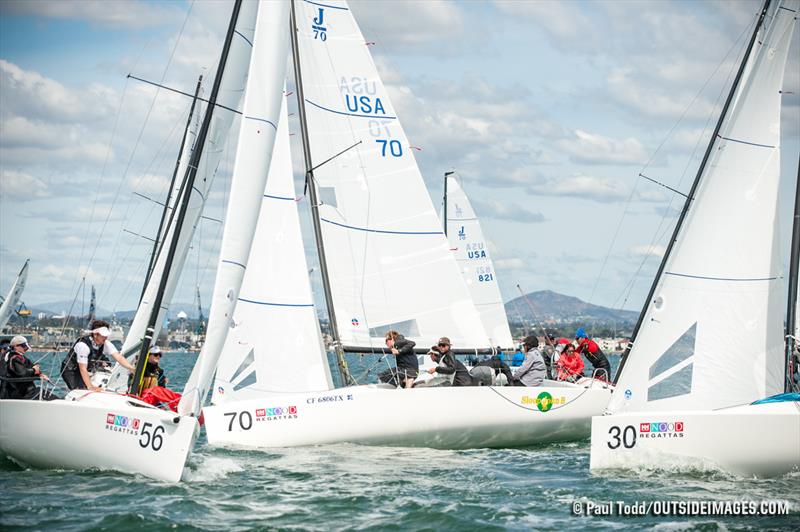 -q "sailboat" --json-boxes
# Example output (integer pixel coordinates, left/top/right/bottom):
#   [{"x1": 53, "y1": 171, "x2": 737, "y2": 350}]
[
  {"x1": 443, "y1": 172, "x2": 514, "y2": 349},
  {"x1": 203, "y1": 0, "x2": 612, "y2": 450},
  {"x1": 590, "y1": 0, "x2": 799, "y2": 478},
  {"x1": 0, "y1": 0, "x2": 289, "y2": 482},
  {"x1": 0, "y1": 259, "x2": 29, "y2": 333}
]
